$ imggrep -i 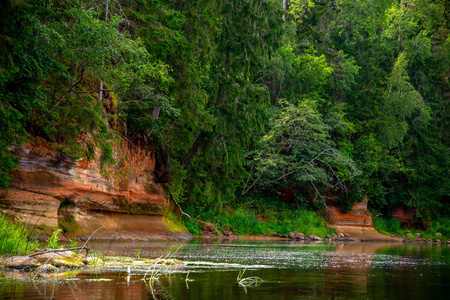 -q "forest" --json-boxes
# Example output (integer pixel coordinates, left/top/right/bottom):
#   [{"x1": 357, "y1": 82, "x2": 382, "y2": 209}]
[{"x1": 1, "y1": 0, "x2": 449, "y2": 235}]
